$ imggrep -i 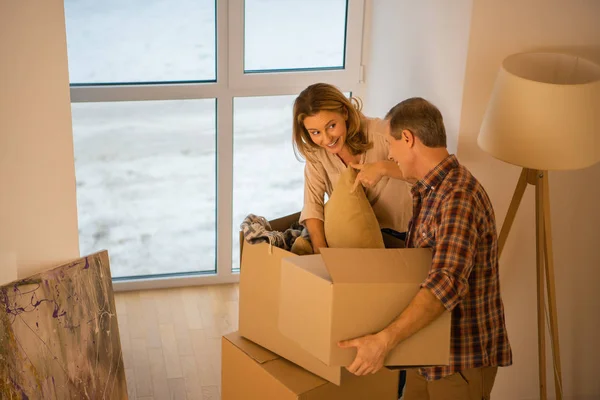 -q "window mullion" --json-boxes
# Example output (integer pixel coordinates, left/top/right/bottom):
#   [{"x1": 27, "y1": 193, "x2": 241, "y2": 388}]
[
  {"x1": 216, "y1": 95, "x2": 234, "y2": 277},
  {"x1": 216, "y1": 0, "x2": 234, "y2": 277},
  {"x1": 228, "y1": 0, "x2": 245, "y2": 91}
]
